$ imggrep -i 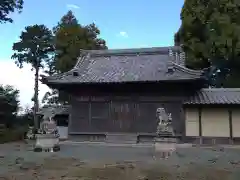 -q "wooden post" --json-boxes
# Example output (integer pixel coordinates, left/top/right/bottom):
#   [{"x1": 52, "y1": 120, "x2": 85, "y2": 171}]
[
  {"x1": 228, "y1": 109, "x2": 233, "y2": 144},
  {"x1": 89, "y1": 101, "x2": 92, "y2": 126},
  {"x1": 198, "y1": 107, "x2": 202, "y2": 144}
]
